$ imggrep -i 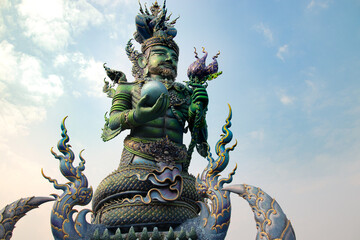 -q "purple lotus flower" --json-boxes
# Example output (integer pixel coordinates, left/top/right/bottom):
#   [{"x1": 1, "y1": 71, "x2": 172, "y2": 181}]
[{"x1": 187, "y1": 47, "x2": 220, "y2": 81}]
